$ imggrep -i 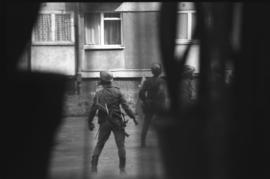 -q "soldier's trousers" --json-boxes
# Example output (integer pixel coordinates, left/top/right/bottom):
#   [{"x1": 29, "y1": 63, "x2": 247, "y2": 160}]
[
  {"x1": 91, "y1": 120, "x2": 126, "y2": 169},
  {"x1": 141, "y1": 112, "x2": 154, "y2": 147}
]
